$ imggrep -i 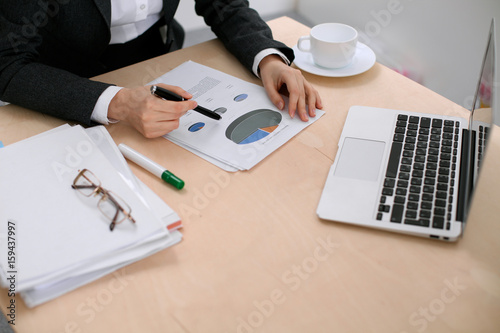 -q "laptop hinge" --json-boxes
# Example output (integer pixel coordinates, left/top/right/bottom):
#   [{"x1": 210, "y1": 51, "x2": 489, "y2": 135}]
[{"x1": 456, "y1": 129, "x2": 472, "y2": 222}]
